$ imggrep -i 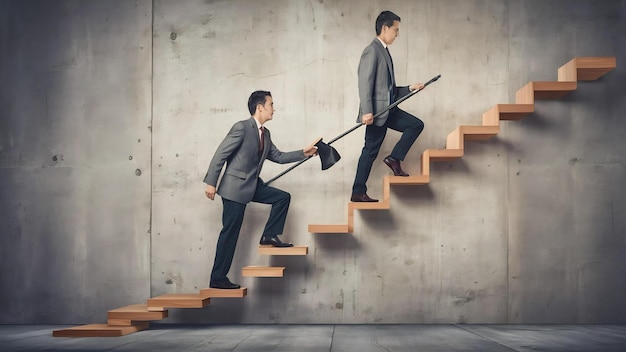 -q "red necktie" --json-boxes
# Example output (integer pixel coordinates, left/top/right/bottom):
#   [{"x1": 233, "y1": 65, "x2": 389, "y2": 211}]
[{"x1": 259, "y1": 126, "x2": 265, "y2": 153}]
